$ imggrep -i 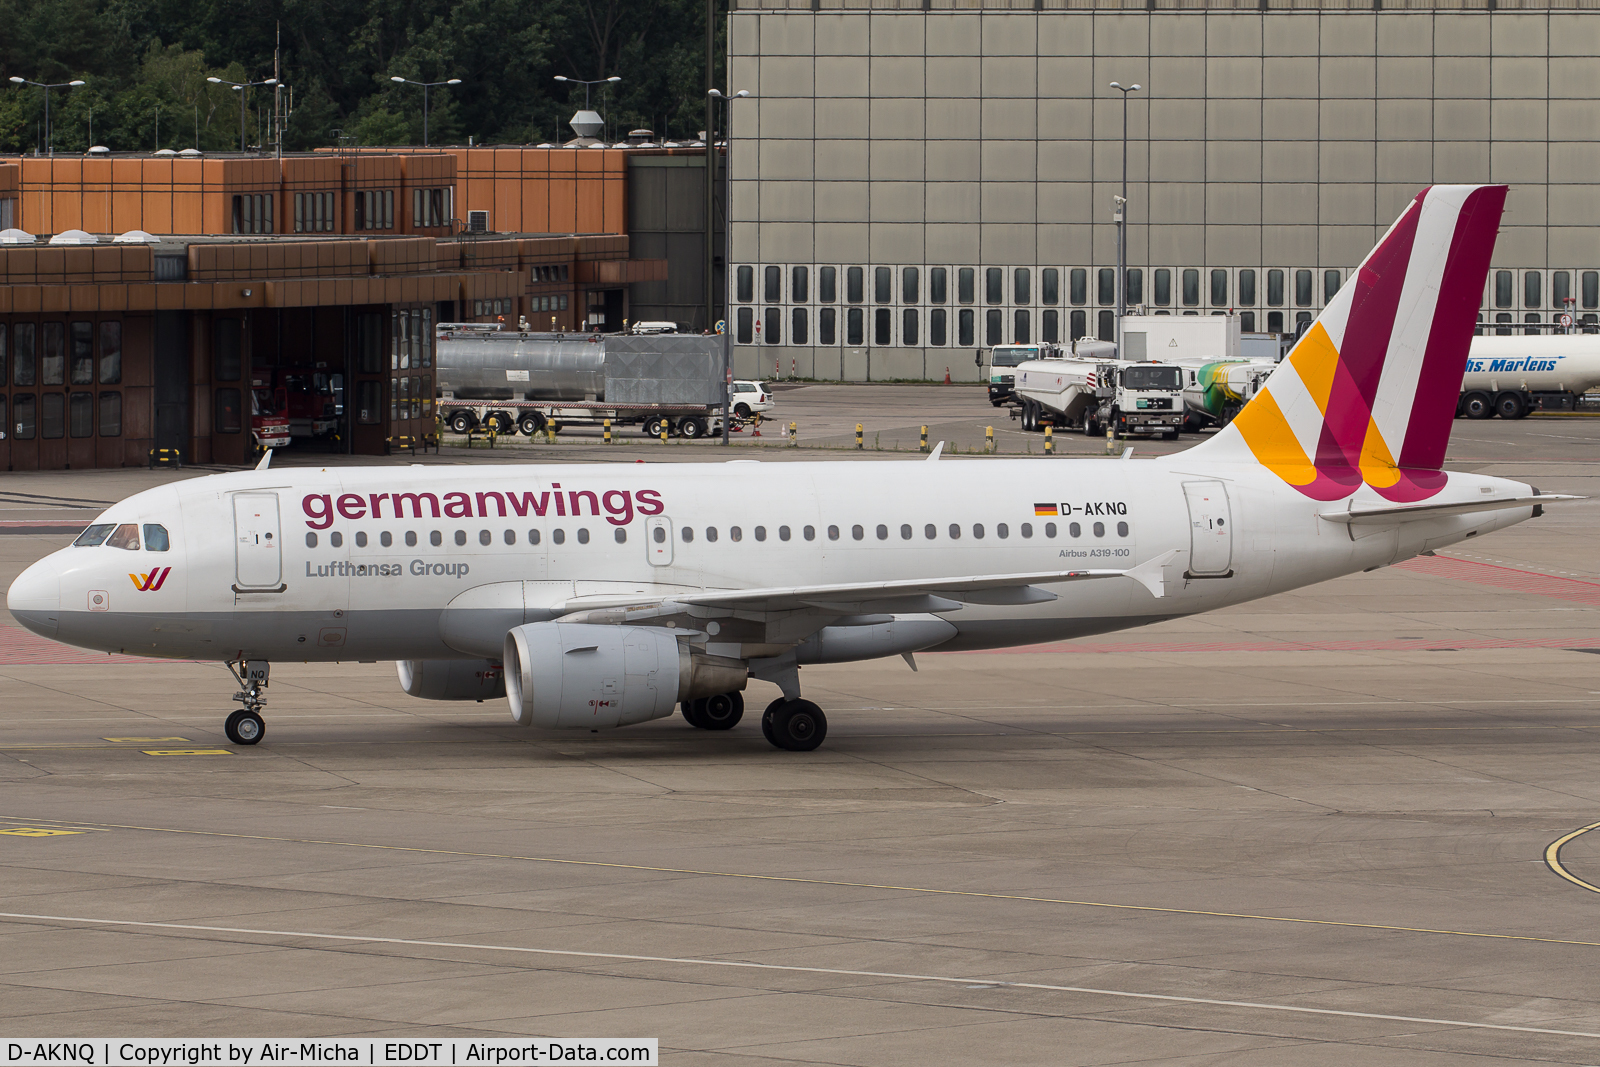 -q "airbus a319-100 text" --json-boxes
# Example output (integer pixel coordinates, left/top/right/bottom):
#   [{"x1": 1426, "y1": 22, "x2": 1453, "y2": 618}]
[{"x1": 7, "y1": 184, "x2": 1577, "y2": 750}]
